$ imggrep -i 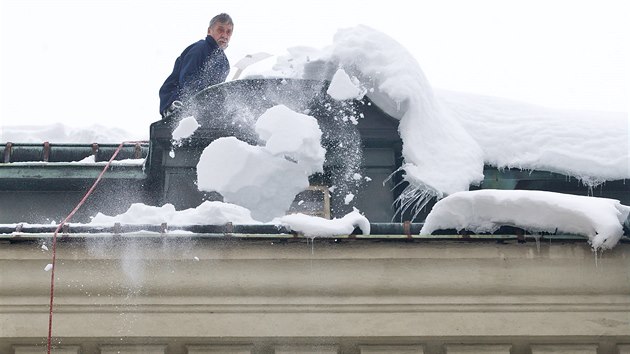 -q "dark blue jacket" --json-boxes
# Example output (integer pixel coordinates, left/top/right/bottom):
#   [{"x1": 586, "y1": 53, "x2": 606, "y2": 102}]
[{"x1": 159, "y1": 36, "x2": 230, "y2": 114}]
